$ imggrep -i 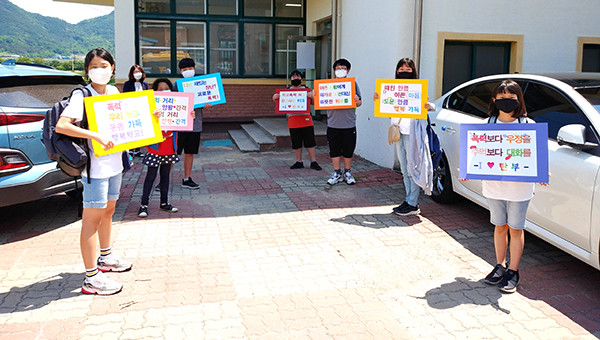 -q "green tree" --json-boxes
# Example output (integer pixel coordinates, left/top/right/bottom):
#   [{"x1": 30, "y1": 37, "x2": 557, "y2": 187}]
[
  {"x1": 33, "y1": 57, "x2": 44, "y2": 65},
  {"x1": 16, "y1": 56, "x2": 31, "y2": 64}
]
